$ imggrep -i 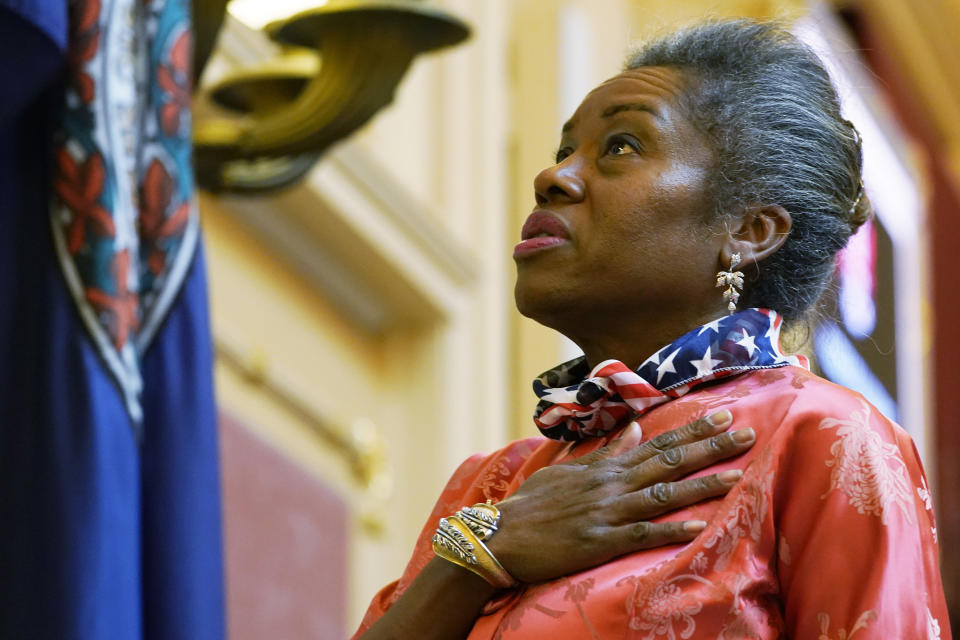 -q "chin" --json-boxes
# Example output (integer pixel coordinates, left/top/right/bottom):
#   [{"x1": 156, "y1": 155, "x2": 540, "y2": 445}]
[
  {"x1": 514, "y1": 279, "x2": 547, "y2": 318},
  {"x1": 512, "y1": 280, "x2": 539, "y2": 320},
  {"x1": 513, "y1": 279, "x2": 576, "y2": 331}
]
